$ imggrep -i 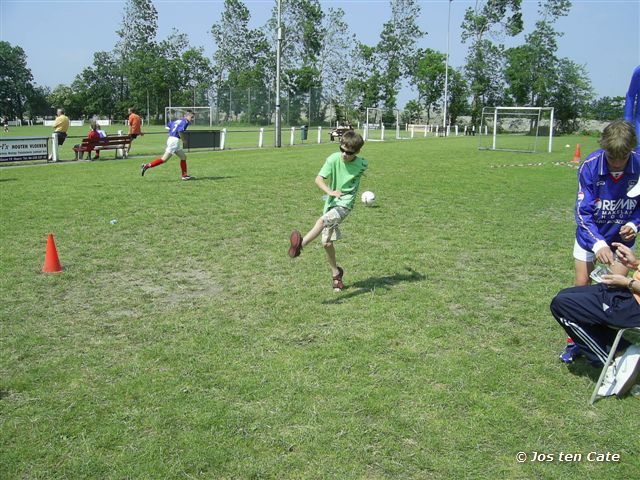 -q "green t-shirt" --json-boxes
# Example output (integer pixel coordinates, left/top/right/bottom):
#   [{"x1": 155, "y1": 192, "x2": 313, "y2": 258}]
[{"x1": 318, "y1": 152, "x2": 368, "y2": 213}]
